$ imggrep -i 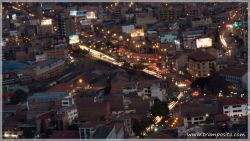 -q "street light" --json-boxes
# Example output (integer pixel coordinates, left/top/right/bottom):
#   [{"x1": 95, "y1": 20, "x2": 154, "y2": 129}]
[{"x1": 78, "y1": 79, "x2": 83, "y2": 83}]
